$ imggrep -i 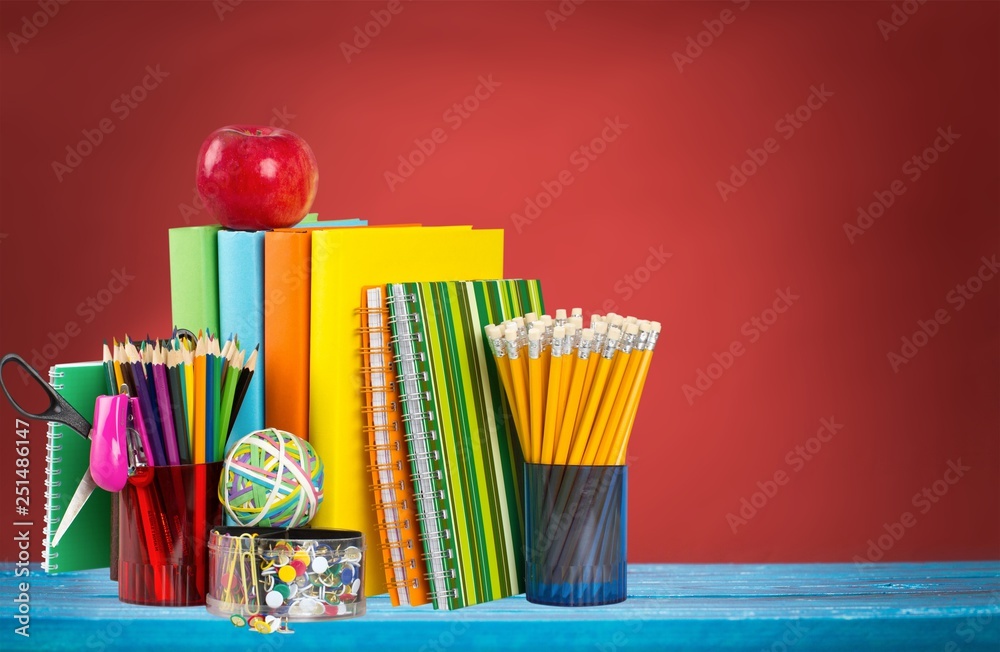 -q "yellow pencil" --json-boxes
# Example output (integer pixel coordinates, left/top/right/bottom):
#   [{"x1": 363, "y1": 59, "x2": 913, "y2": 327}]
[
  {"x1": 540, "y1": 326, "x2": 565, "y2": 464},
  {"x1": 587, "y1": 323, "x2": 639, "y2": 465},
  {"x1": 504, "y1": 330, "x2": 531, "y2": 459},
  {"x1": 575, "y1": 320, "x2": 607, "y2": 429},
  {"x1": 486, "y1": 325, "x2": 525, "y2": 456},
  {"x1": 554, "y1": 324, "x2": 577, "y2": 437},
  {"x1": 527, "y1": 329, "x2": 544, "y2": 464},
  {"x1": 611, "y1": 322, "x2": 660, "y2": 465},
  {"x1": 111, "y1": 342, "x2": 125, "y2": 391},
  {"x1": 566, "y1": 327, "x2": 620, "y2": 465},
  {"x1": 554, "y1": 329, "x2": 594, "y2": 464},
  {"x1": 597, "y1": 323, "x2": 650, "y2": 465}
]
